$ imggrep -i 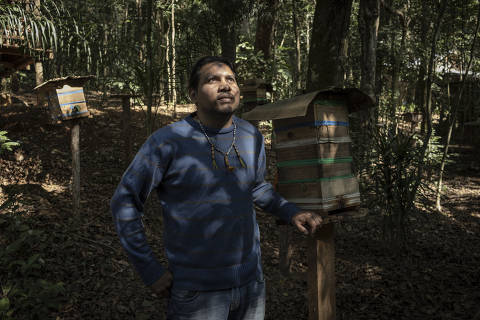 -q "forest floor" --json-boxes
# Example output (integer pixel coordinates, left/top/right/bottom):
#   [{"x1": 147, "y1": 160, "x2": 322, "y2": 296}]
[{"x1": 0, "y1": 95, "x2": 479, "y2": 320}]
